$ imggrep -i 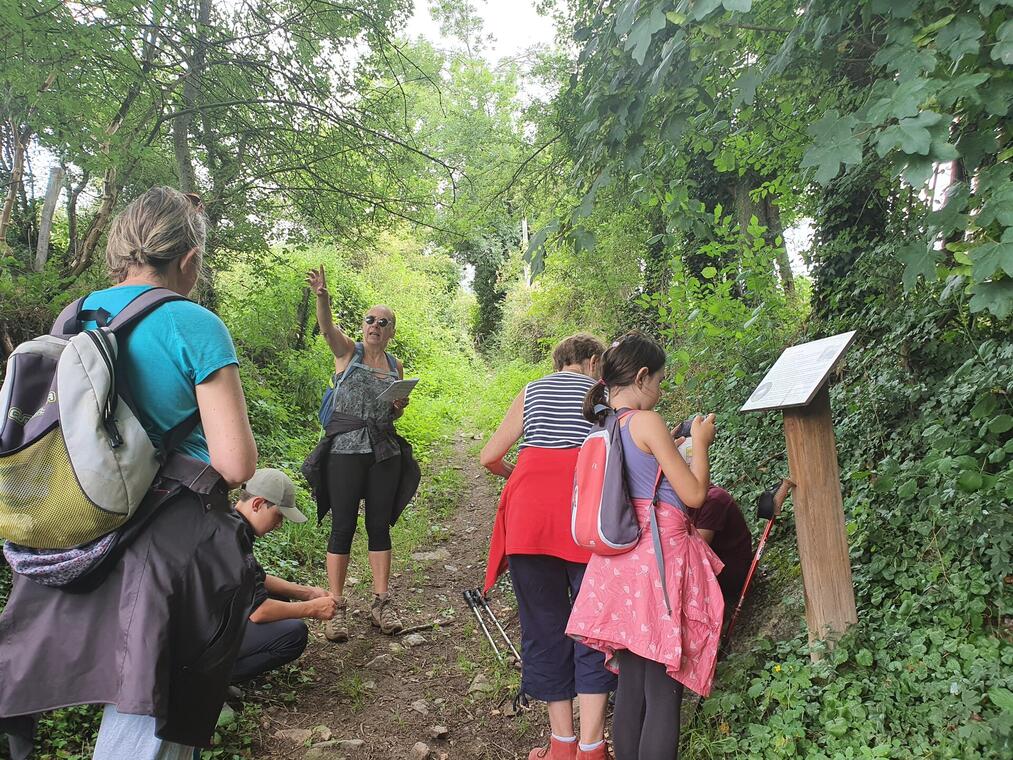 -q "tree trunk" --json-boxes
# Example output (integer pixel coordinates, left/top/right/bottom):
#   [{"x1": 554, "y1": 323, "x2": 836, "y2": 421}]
[
  {"x1": 762, "y1": 195, "x2": 795, "y2": 294},
  {"x1": 173, "y1": 0, "x2": 211, "y2": 193},
  {"x1": 733, "y1": 178, "x2": 755, "y2": 299},
  {"x1": 65, "y1": 167, "x2": 90, "y2": 265},
  {"x1": 72, "y1": 167, "x2": 119, "y2": 277},
  {"x1": 34, "y1": 165, "x2": 65, "y2": 272},
  {"x1": 0, "y1": 125, "x2": 29, "y2": 251},
  {"x1": 295, "y1": 286, "x2": 311, "y2": 349}
]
